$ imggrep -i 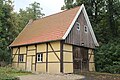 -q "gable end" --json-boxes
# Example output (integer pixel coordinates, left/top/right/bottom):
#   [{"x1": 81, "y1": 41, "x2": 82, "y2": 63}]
[{"x1": 62, "y1": 4, "x2": 99, "y2": 47}]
